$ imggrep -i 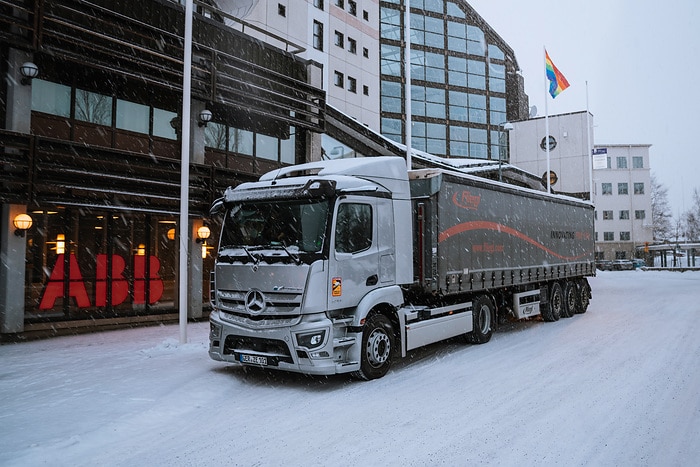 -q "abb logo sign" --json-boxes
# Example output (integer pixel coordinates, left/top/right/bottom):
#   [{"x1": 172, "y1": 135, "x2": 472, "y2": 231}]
[{"x1": 39, "y1": 254, "x2": 163, "y2": 310}]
